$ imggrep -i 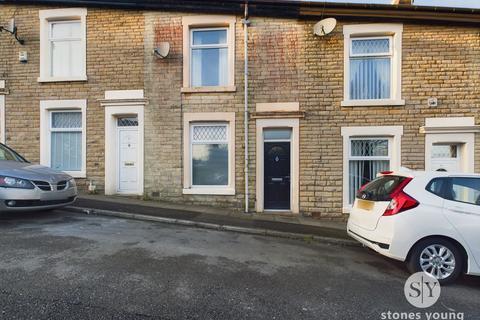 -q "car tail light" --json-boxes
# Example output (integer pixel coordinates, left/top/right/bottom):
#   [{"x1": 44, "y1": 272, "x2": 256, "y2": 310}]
[{"x1": 383, "y1": 177, "x2": 419, "y2": 216}]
